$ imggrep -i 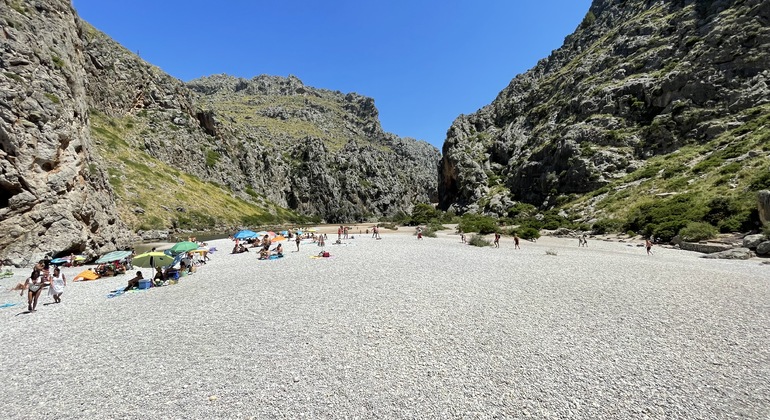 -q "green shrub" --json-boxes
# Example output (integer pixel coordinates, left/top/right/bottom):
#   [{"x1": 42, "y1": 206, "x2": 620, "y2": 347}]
[
  {"x1": 517, "y1": 227, "x2": 541, "y2": 241},
  {"x1": 468, "y1": 234, "x2": 491, "y2": 247},
  {"x1": 652, "y1": 220, "x2": 689, "y2": 243},
  {"x1": 507, "y1": 203, "x2": 537, "y2": 218},
  {"x1": 626, "y1": 230, "x2": 636, "y2": 237},
  {"x1": 625, "y1": 193, "x2": 707, "y2": 240},
  {"x1": 678, "y1": 221, "x2": 718, "y2": 242},
  {"x1": 458, "y1": 213, "x2": 498, "y2": 234},
  {"x1": 517, "y1": 218, "x2": 543, "y2": 231},
  {"x1": 592, "y1": 218, "x2": 624, "y2": 234},
  {"x1": 410, "y1": 203, "x2": 440, "y2": 225},
  {"x1": 749, "y1": 168, "x2": 770, "y2": 190},
  {"x1": 421, "y1": 227, "x2": 438, "y2": 238},
  {"x1": 427, "y1": 221, "x2": 445, "y2": 232},
  {"x1": 205, "y1": 150, "x2": 220, "y2": 167}
]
